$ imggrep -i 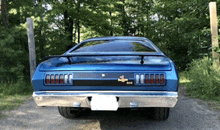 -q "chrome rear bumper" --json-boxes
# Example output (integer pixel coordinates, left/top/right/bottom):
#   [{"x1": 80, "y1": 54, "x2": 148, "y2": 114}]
[{"x1": 32, "y1": 91, "x2": 178, "y2": 108}]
